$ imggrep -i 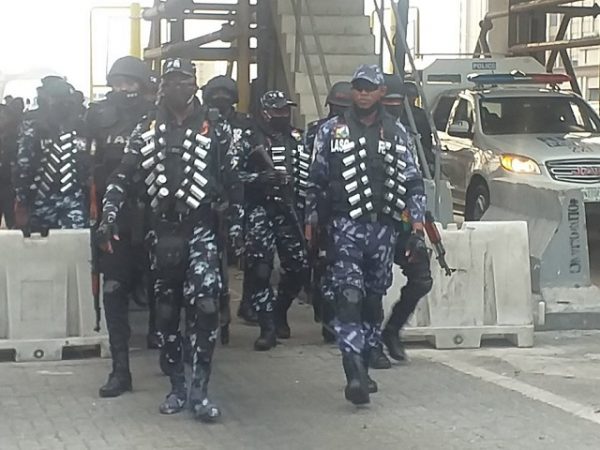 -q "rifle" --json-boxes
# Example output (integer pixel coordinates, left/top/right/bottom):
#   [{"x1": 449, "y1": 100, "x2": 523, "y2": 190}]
[
  {"x1": 424, "y1": 211, "x2": 454, "y2": 277},
  {"x1": 89, "y1": 181, "x2": 101, "y2": 332},
  {"x1": 249, "y1": 144, "x2": 293, "y2": 201}
]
